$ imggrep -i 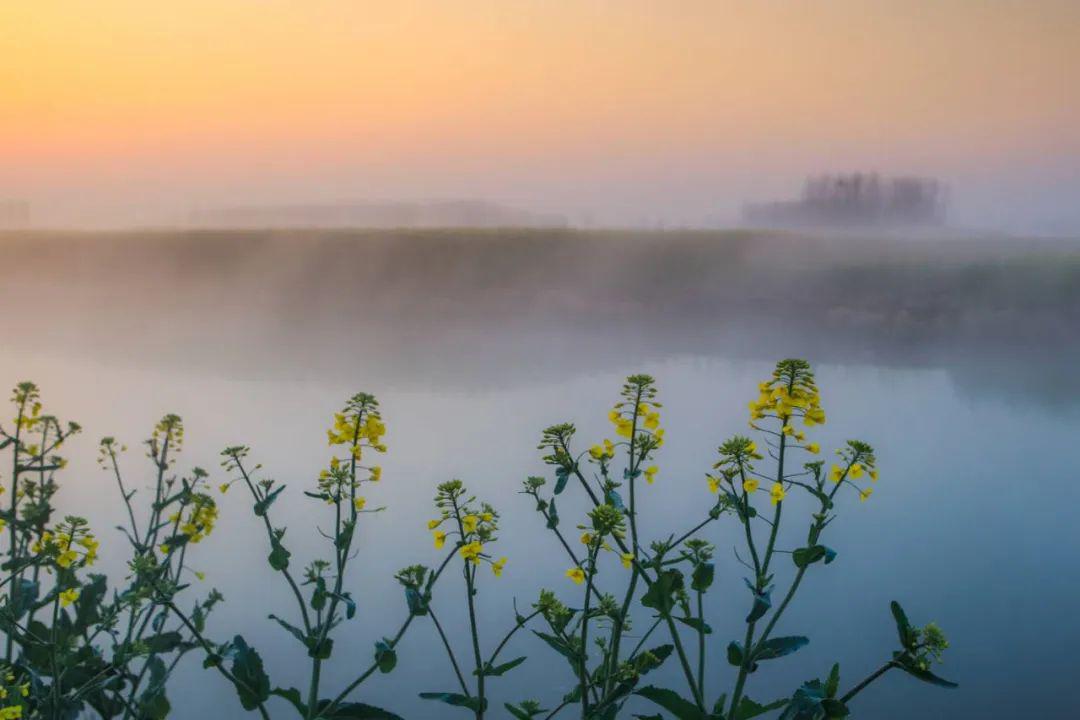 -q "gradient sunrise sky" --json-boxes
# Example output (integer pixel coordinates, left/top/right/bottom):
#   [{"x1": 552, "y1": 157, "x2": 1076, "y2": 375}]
[{"x1": 1, "y1": 1, "x2": 1077, "y2": 230}]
